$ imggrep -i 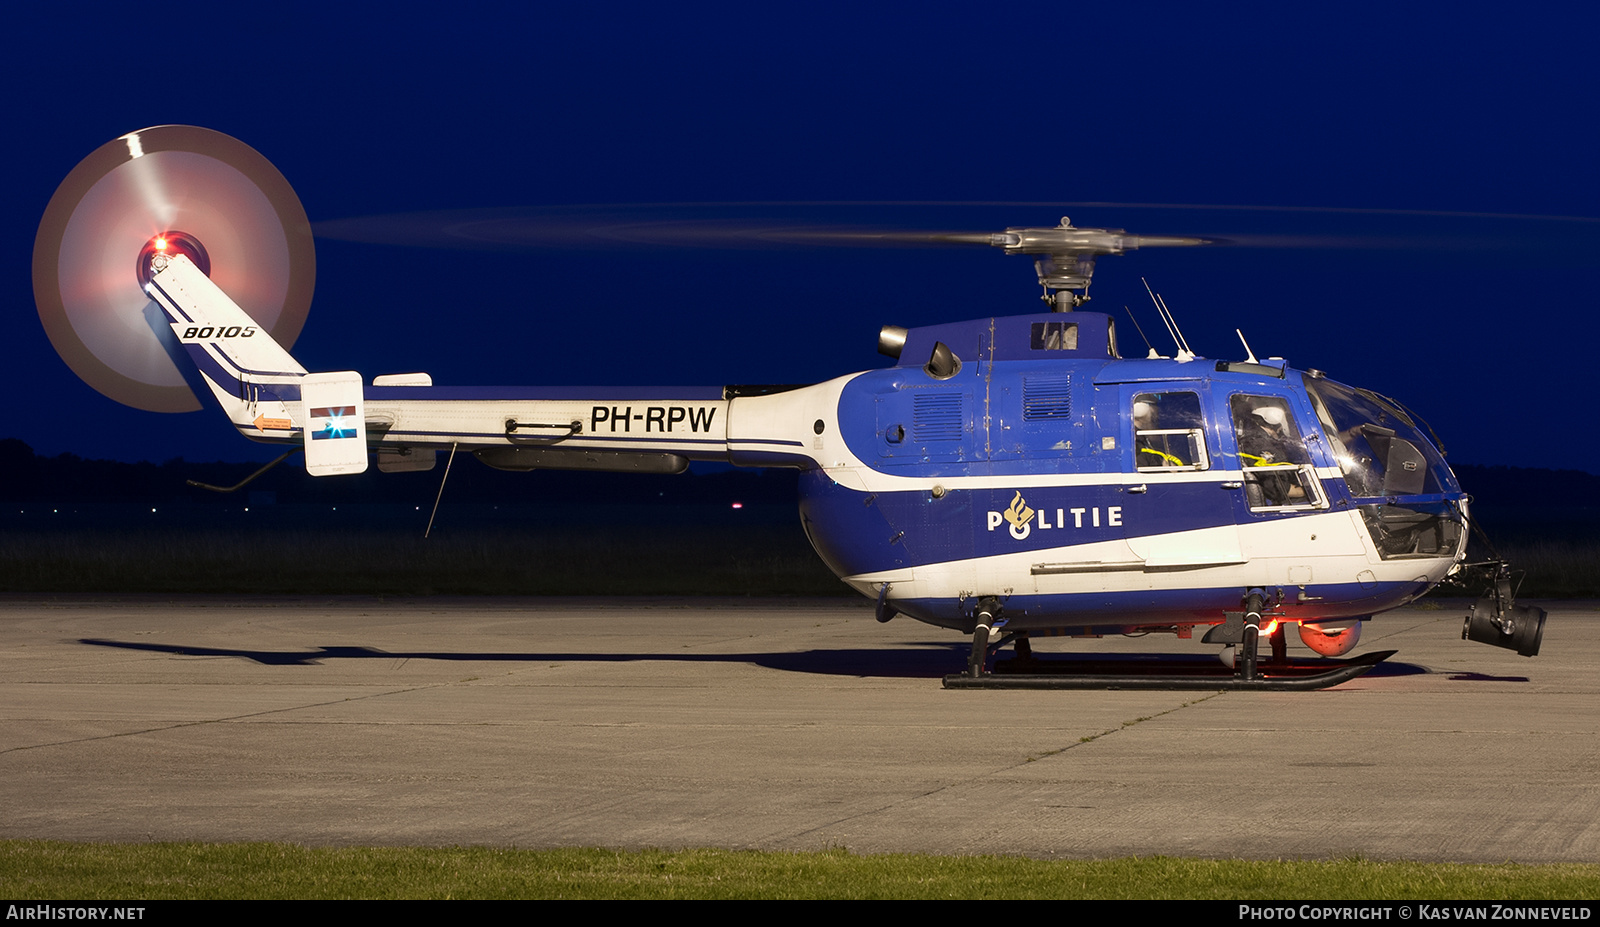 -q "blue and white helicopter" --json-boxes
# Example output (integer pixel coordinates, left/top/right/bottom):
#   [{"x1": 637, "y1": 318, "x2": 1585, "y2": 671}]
[{"x1": 33, "y1": 126, "x2": 1545, "y2": 689}]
